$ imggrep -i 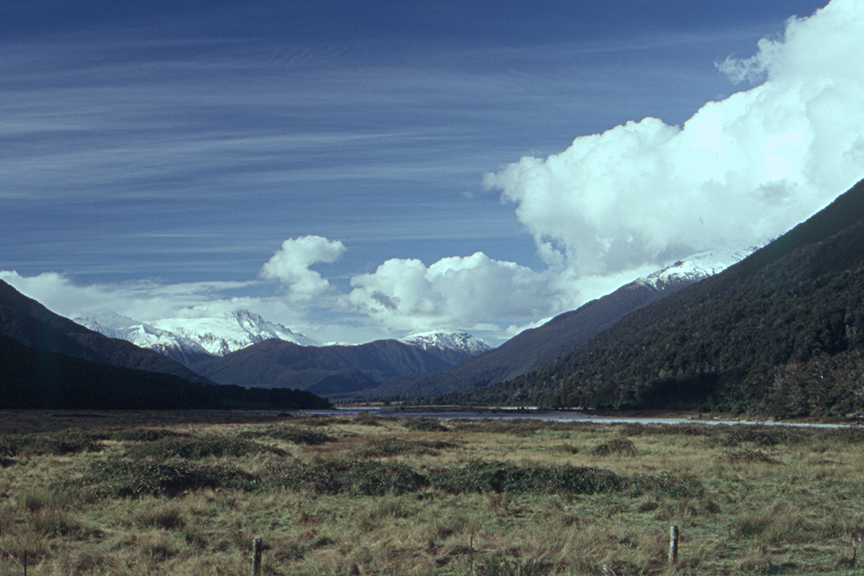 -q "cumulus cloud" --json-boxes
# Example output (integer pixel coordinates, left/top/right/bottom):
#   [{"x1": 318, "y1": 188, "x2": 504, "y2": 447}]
[
  {"x1": 484, "y1": 0, "x2": 864, "y2": 281},
  {"x1": 345, "y1": 252, "x2": 578, "y2": 334},
  {"x1": 259, "y1": 235, "x2": 346, "y2": 303}
]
